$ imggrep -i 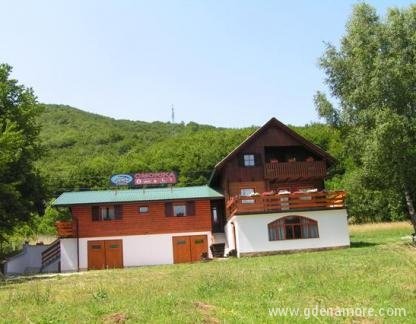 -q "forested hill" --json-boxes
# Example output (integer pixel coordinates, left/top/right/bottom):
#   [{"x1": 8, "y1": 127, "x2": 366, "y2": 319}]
[{"x1": 37, "y1": 104, "x2": 342, "y2": 196}]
